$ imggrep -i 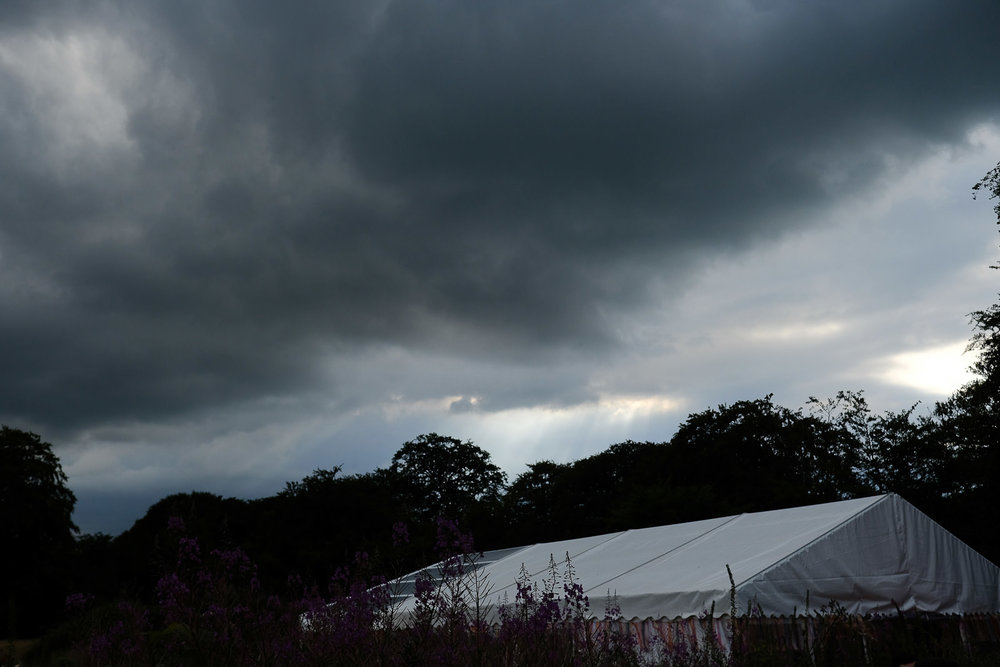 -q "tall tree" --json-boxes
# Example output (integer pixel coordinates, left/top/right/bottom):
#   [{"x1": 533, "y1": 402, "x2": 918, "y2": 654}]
[
  {"x1": 543, "y1": 440, "x2": 675, "y2": 536},
  {"x1": 926, "y1": 160, "x2": 1000, "y2": 563},
  {"x1": 806, "y1": 390, "x2": 943, "y2": 502},
  {"x1": 503, "y1": 460, "x2": 571, "y2": 543},
  {"x1": 667, "y1": 396, "x2": 864, "y2": 512},
  {"x1": 1, "y1": 426, "x2": 78, "y2": 638},
  {"x1": 388, "y1": 433, "x2": 507, "y2": 525},
  {"x1": 960, "y1": 159, "x2": 1000, "y2": 419},
  {"x1": 261, "y1": 468, "x2": 405, "y2": 584},
  {"x1": 109, "y1": 491, "x2": 254, "y2": 602}
]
